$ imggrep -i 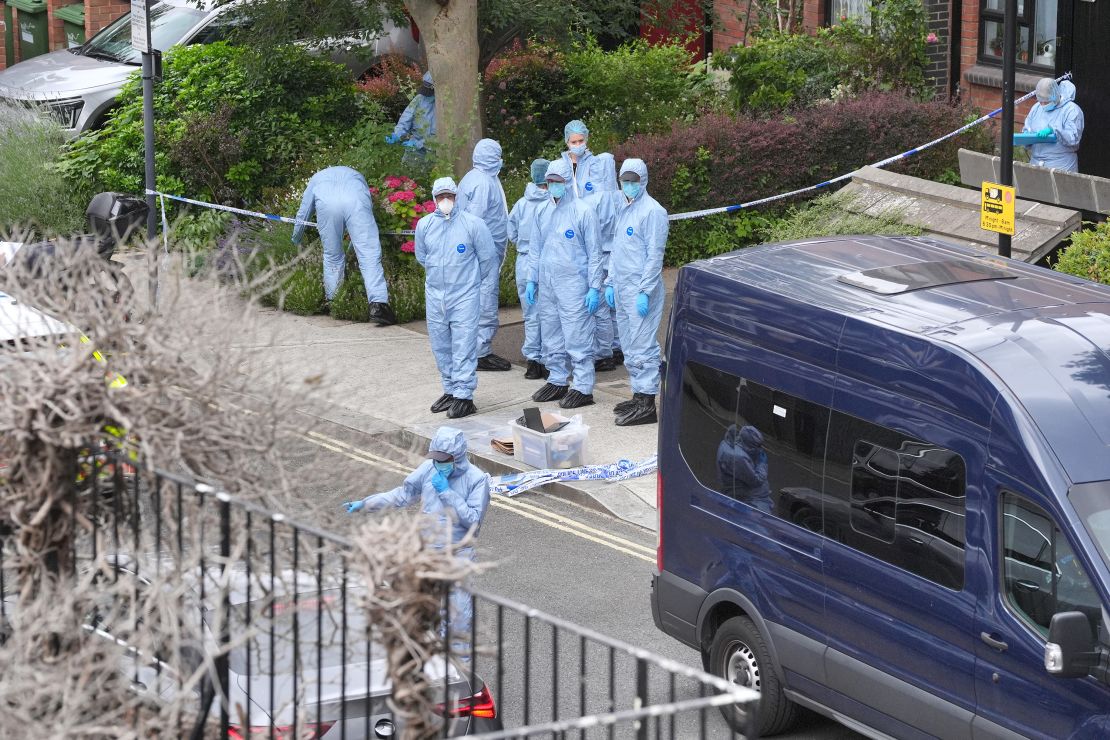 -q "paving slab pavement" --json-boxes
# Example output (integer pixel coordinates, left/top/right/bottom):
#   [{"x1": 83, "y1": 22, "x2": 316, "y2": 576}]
[
  {"x1": 255, "y1": 307, "x2": 659, "y2": 530},
  {"x1": 118, "y1": 252, "x2": 667, "y2": 530}
]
